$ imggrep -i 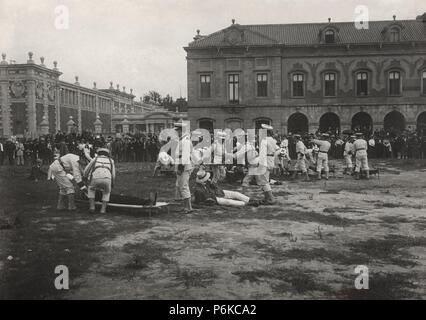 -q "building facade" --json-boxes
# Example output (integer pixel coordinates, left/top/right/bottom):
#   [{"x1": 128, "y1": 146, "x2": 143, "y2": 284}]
[
  {"x1": 185, "y1": 14, "x2": 426, "y2": 135},
  {"x1": 0, "y1": 53, "x2": 186, "y2": 138}
]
